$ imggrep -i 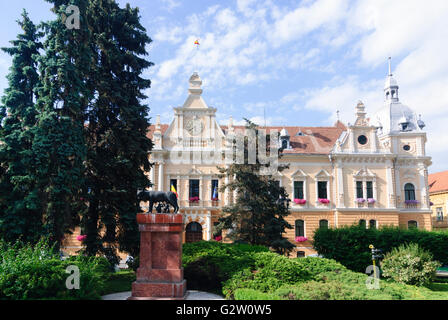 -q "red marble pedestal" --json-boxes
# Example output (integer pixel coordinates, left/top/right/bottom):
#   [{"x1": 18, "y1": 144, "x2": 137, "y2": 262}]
[{"x1": 128, "y1": 213, "x2": 187, "y2": 300}]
